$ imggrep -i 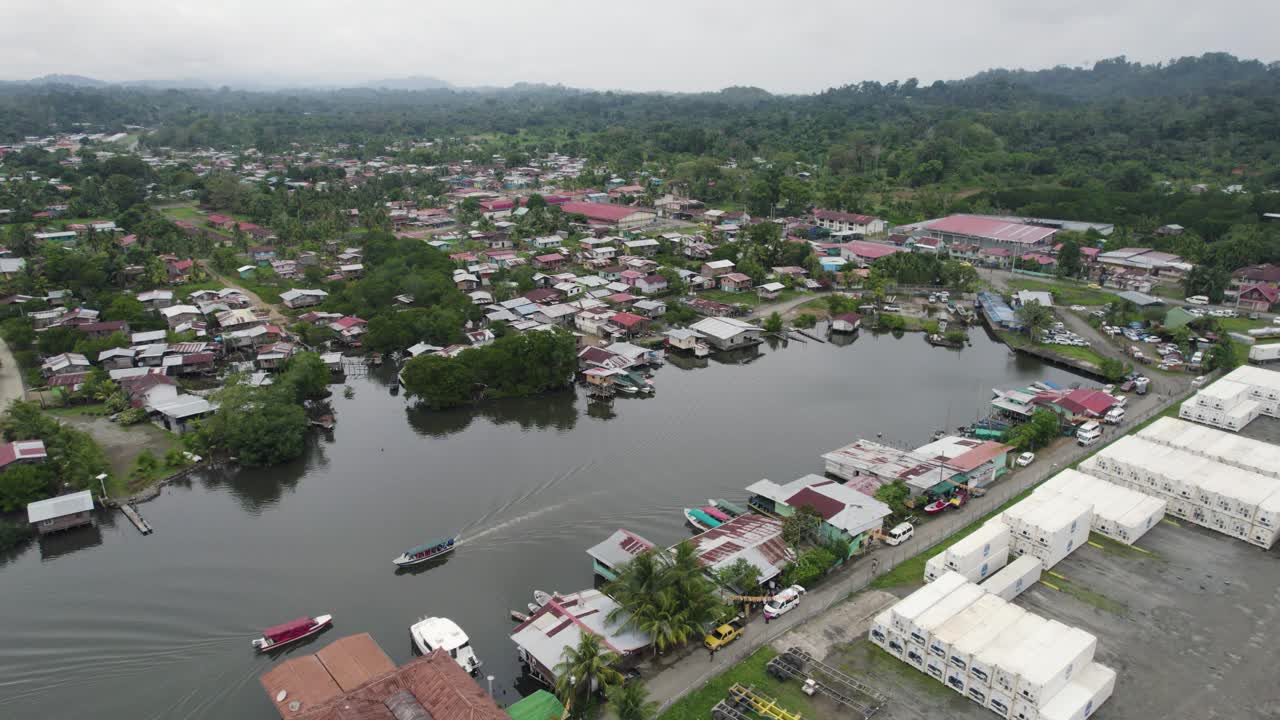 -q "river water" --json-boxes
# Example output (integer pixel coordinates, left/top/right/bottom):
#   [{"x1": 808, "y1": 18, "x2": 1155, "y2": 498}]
[{"x1": 0, "y1": 329, "x2": 1086, "y2": 720}]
